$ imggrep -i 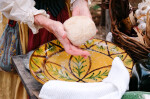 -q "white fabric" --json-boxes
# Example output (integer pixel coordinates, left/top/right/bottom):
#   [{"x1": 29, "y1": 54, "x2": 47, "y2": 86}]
[
  {"x1": 39, "y1": 57, "x2": 130, "y2": 99},
  {"x1": 0, "y1": 0, "x2": 49, "y2": 34},
  {"x1": 106, "y1": 32, "x2": 113, "y2": 42}
]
